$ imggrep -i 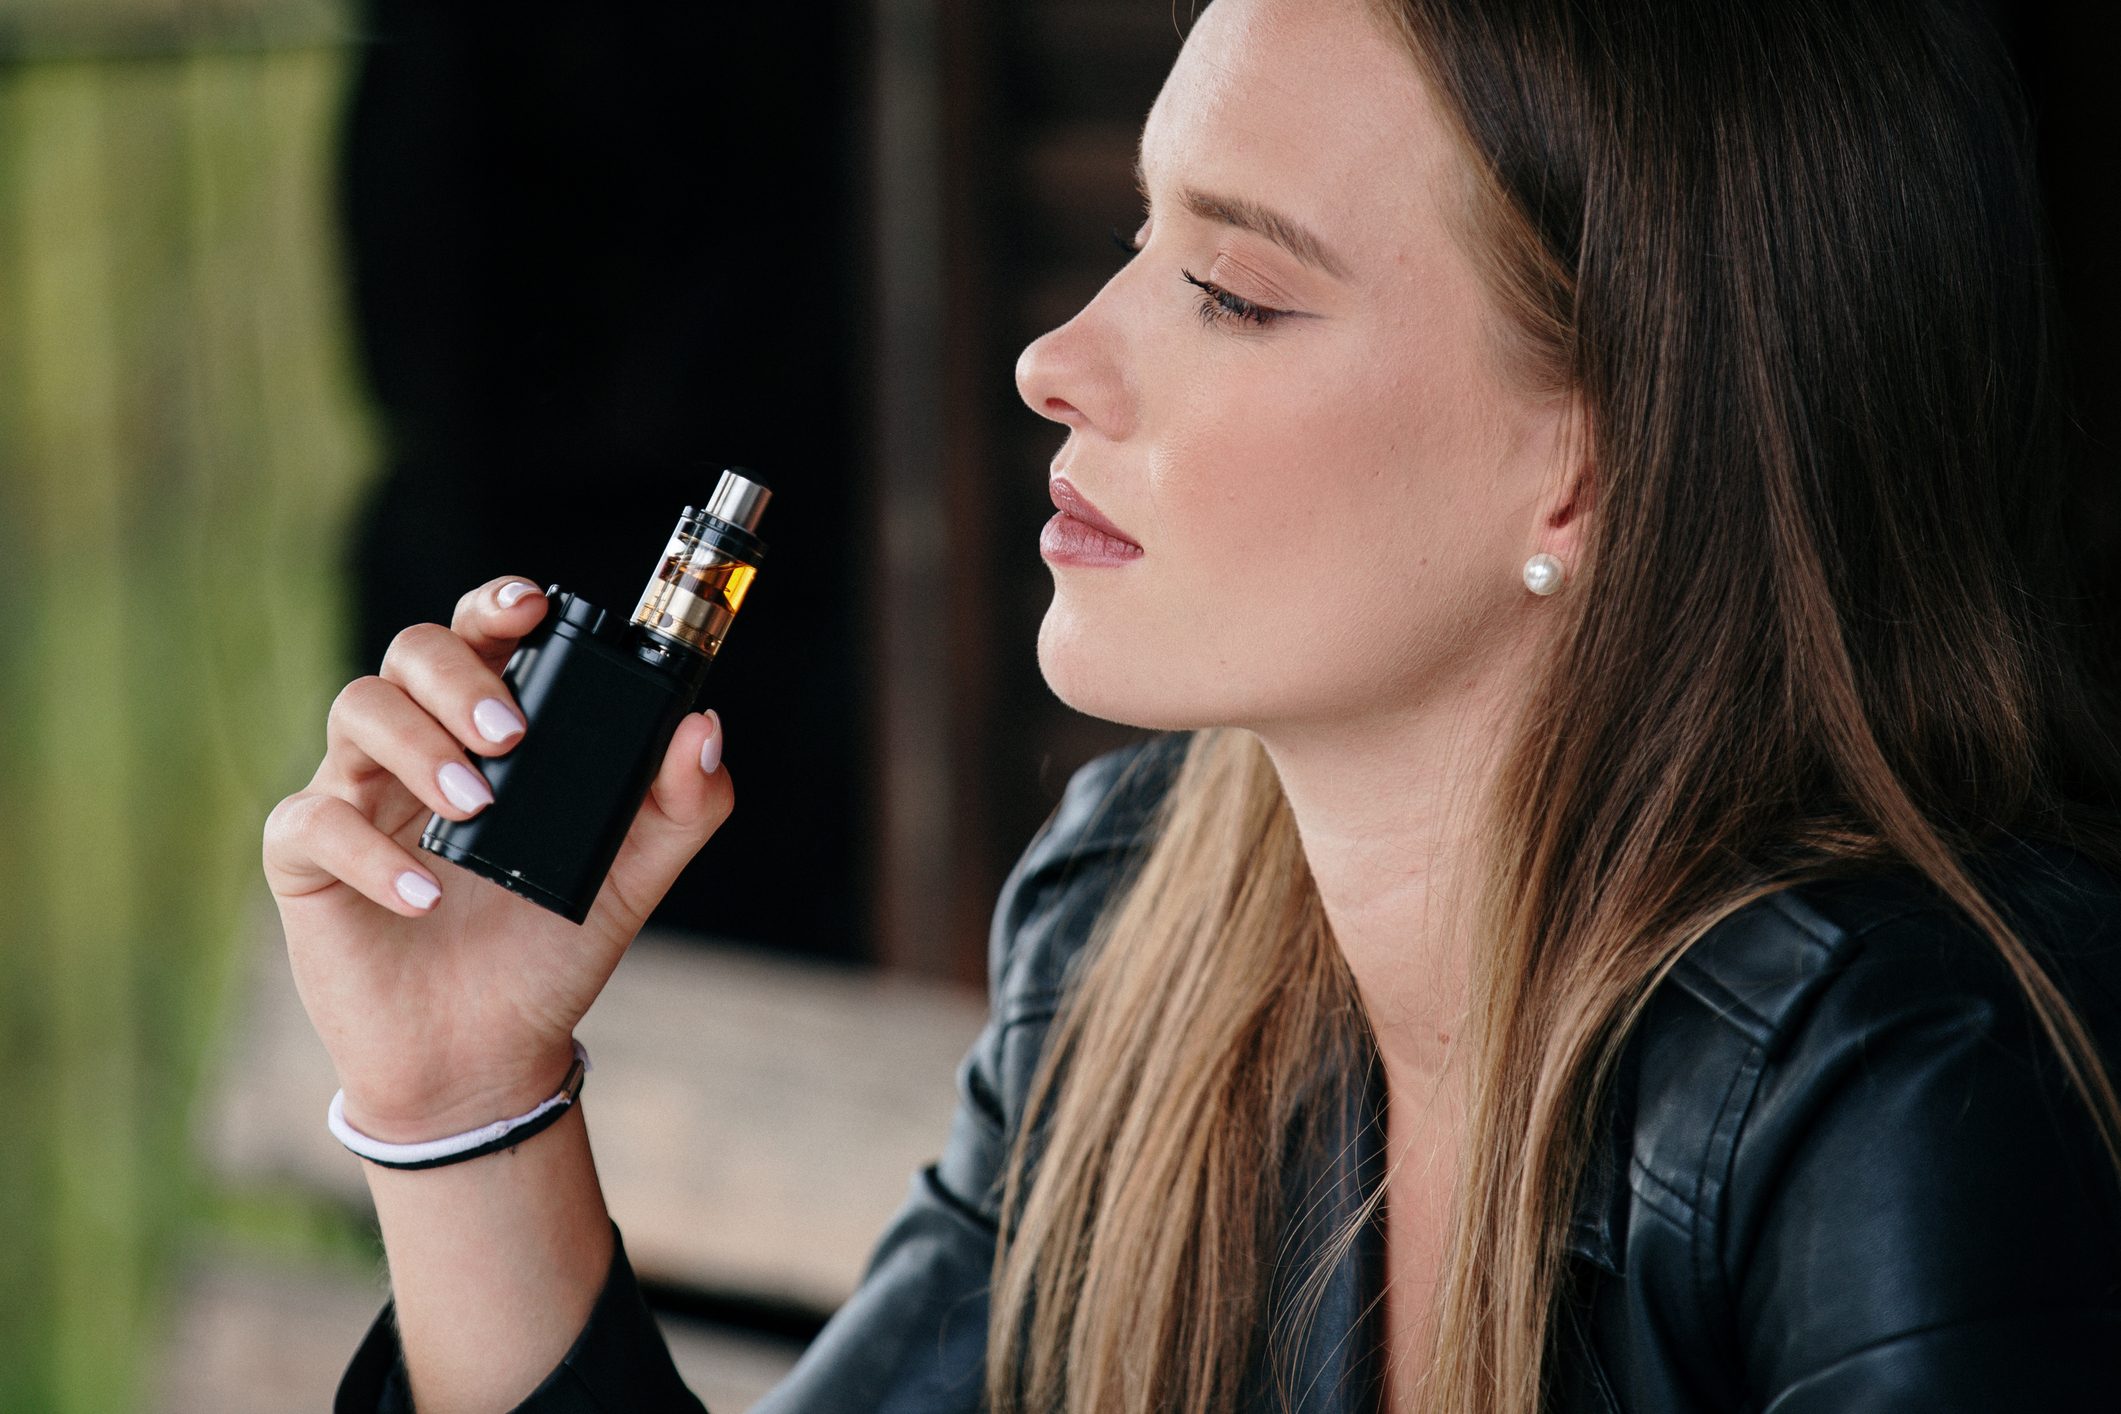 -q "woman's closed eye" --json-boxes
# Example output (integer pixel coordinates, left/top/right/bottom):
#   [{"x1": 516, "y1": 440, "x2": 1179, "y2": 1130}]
[{"x1": 1108, "y1": 225, "x2": 1291, "y2": 330}]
